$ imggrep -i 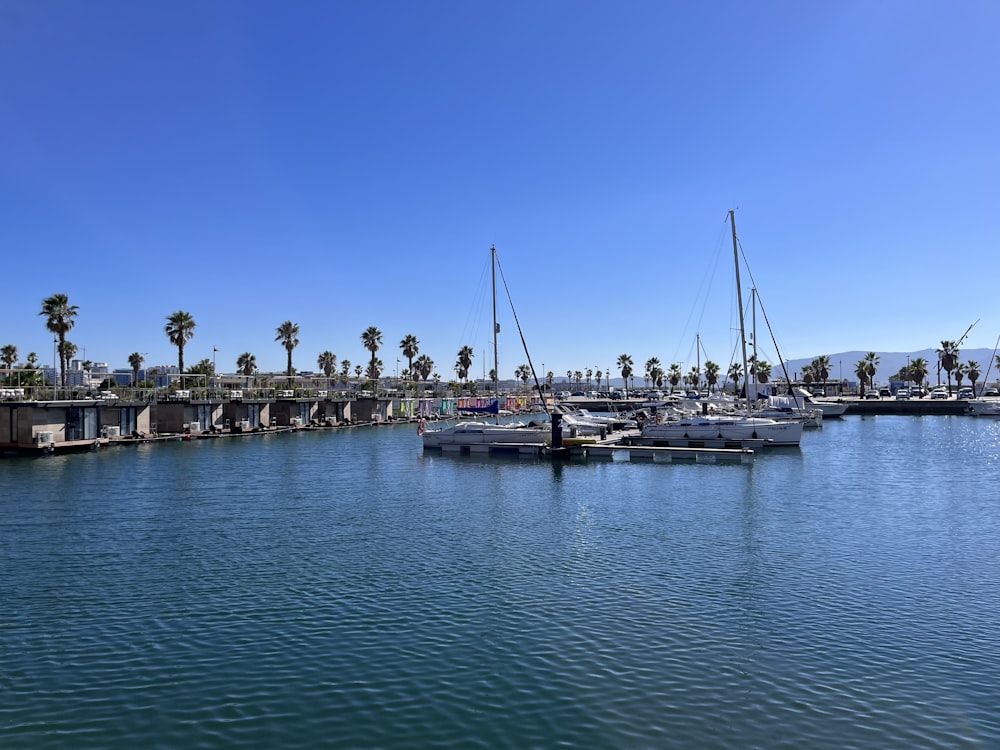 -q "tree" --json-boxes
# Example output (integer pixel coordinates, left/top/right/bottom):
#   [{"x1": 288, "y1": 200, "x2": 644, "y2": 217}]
[
  {"x1": 128, "y1": 352, "x2": 144, "y2": 387},
  {"x1": 275, "y1": 320, "x2": 300, "y2": 386},
  {"x1": 616, "y1": 354, "x2": 633, "y2": 397},
  {"x1": 595, "y1": 370, "x2": 603, "y2": 390},
  {"x1": 864, "y1": 352, "x2": 880, "y2": 391},
  {"x1": 910, "y1": 358, "x2": 929, "y2": 390},
  {"x1": 756, "y1": 360, "x2": 772, "y2": 383},
  {"x1": 954, "y1": 362, "x2": 968, "y2": 391},
  {"x1": 339, "y1": 359, "x2": 352, "y2": 389},
  {"x1": 645, "y1": 357, "x2": 662, "y2": 390},
  {"x1": 855, "y1": 360, "x2": 869, "y2": 395},
  {"x1": 165, "y1": 310, "x2": 196, "y2": 375},
  {"x1": 937, "y1": 340, "x2": 959, "y2": 392},
  {"x1": 317, "y1": 351, "x2": 337, "y2": 384},
  {"x1": 727, "y1": 363, "x2": 742, "y2": 395},
  {"x1": 967, "y1": 360, "x2": 981, "y2": 395},
  {"x1": 399, "y1": 334, "x2": 419, "y2": 383},
  {"x1": 669, "y1": 363, "x2": 683, "y2": 393},
  {"x1": 811, "y1": 355, "x2": 831, "y2": 392},
  {"x1": 40, "y1": 293, "x2": 79, "y2": 388},
  {"x1": 237, "y1": 352, "x2": 257, "y2": 377},
  {"x1": 515, "y1": 364, "x2": 531, "y2": 390},
  {"x1": 456, "y1": 345, "x2": 474, "y2": 382},
  {"x1": 361, "y1": 327, "x2": 383, "y2": 386},
  {"x1": 414, "y1": 354, "x2": 434, "y2": 390},
  {"x1": 704, "y1": 360, "x2": 720, "y2": 393},
  {"x1": 1, "y1": 344, "x2": 17, "y2": 379}
]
